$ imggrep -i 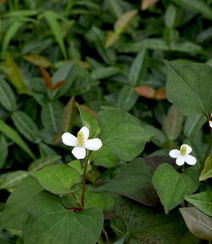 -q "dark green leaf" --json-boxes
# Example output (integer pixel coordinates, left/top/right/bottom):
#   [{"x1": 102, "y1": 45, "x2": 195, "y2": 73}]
[
  {"x1": 199, "y1": 153, "x2": 212, "y2": 181},
  {"x1": 0, "y1": 78, "x2": 16, "y2": 111},
  {"x1": 91, "y1": 67, "x2": 121, "y2": 80},
  {"x1": 24, "y1": 191, "x2": 104, "y2": 244},
  {"x1": 0, "y1": 135, "x2": 8, "y2": 169},
  {"x1": 28, "y1": 156, "x2": 62, "y2": 172},
  {"x1": 0, "y1": 171, "x2": 28, "y2": 190}
]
